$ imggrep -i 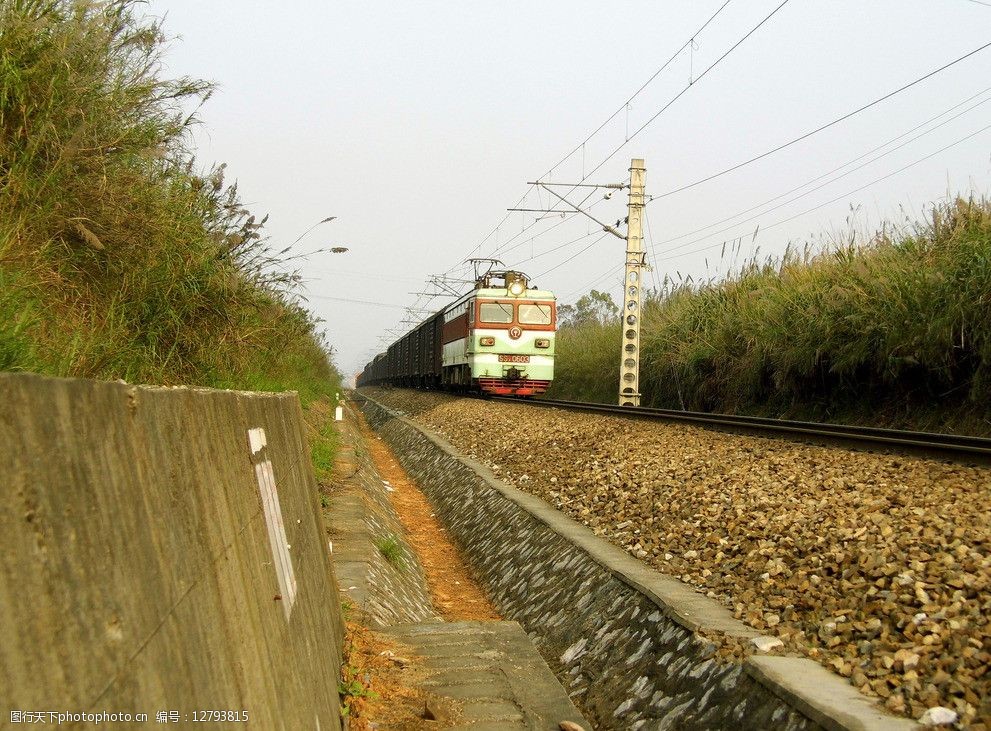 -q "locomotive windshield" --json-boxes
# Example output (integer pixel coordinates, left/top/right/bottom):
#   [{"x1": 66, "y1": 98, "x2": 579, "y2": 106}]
[
  {"x1": 518, "y1": 303, "x2": 553, "y2": 325},
  {"x1": 479, "y1": 302, "x2": 514, "y2": 323}
]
